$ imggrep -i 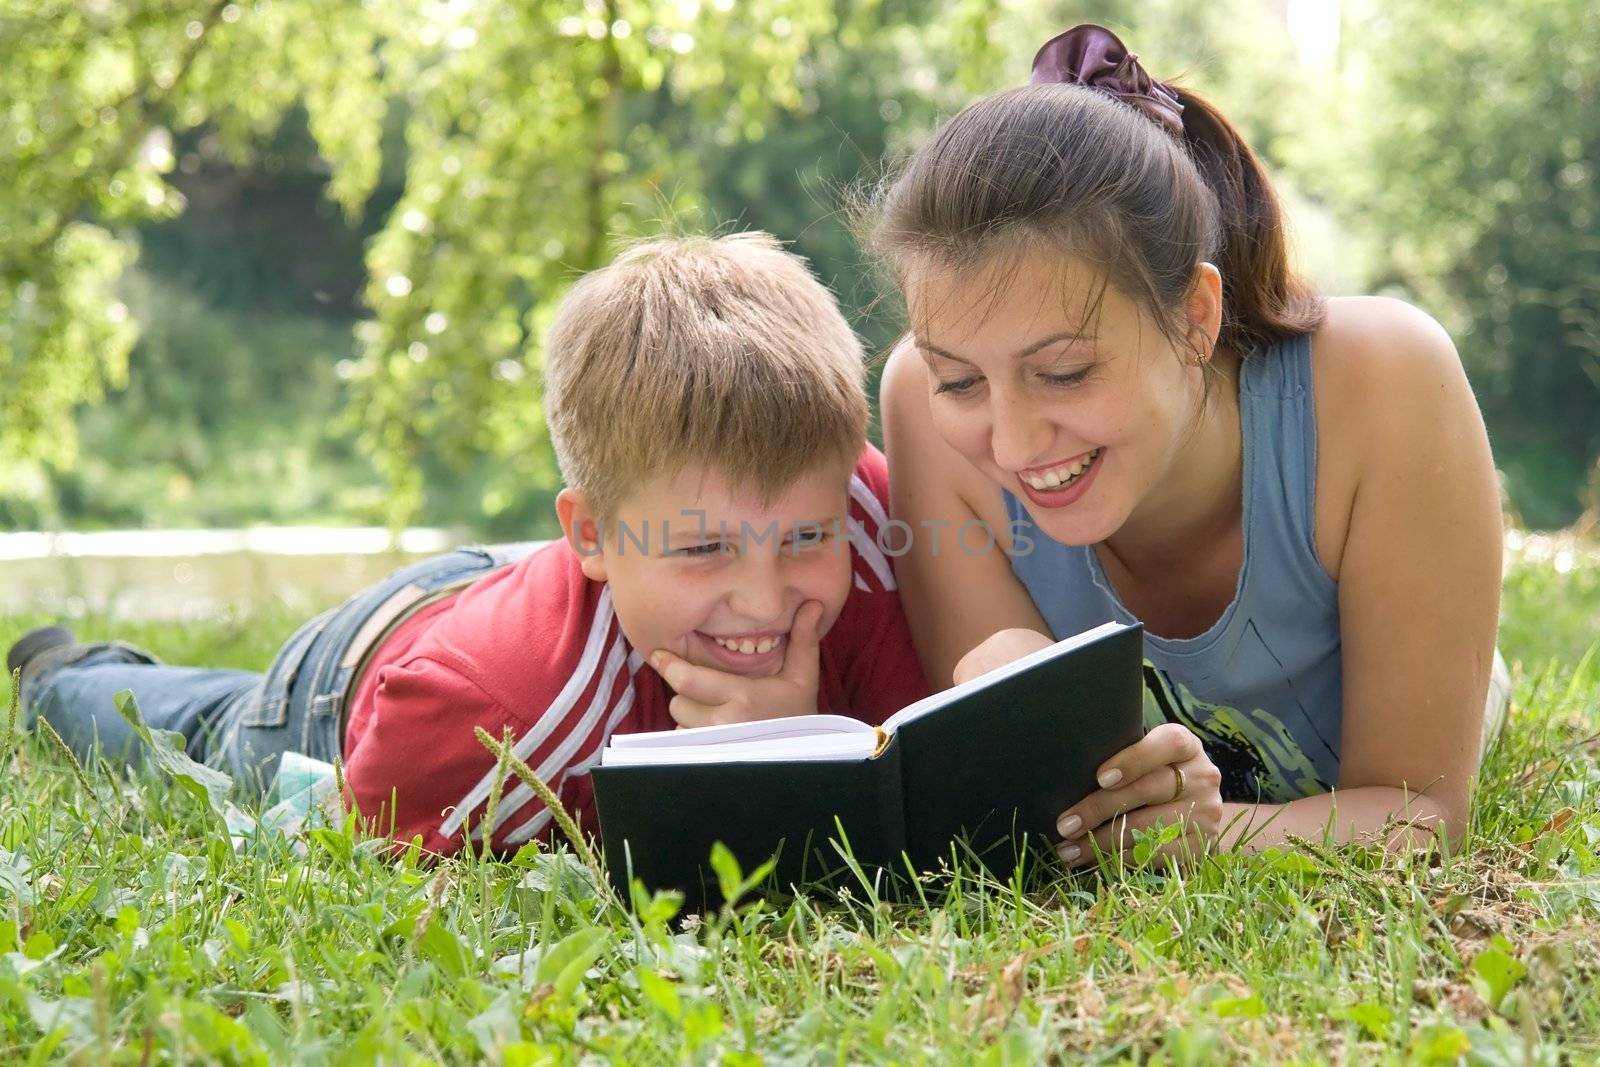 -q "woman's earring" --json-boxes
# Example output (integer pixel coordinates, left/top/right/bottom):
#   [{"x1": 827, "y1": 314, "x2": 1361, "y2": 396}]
[{"x1": 1184, "y1": 331, "x2": 1214, "y2": 367}]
